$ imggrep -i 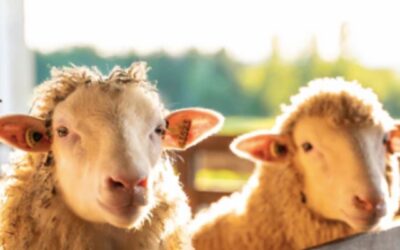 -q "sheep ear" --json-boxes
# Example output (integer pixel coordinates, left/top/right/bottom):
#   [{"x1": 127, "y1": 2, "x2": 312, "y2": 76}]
[
  {"x1": 230, "y1": 130, "x2": 291, "y2": 163},
  {"x1": 0, "y1": 115, "x2": 51, "y2": 152},
  {"x1": 163, "y1": 108, "x2": 224, "y2": 150},
  {"x1": 388, "y1": 123, "x2": 400, "y2": 153}
]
